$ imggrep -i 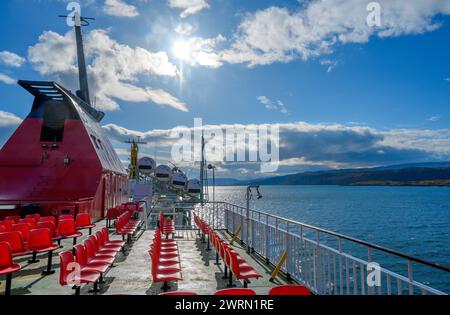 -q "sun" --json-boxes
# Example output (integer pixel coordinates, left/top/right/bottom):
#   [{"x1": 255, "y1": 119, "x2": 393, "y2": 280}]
[{"x1": 172, "y1": 40, "x2": 192, "y2": 61}]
